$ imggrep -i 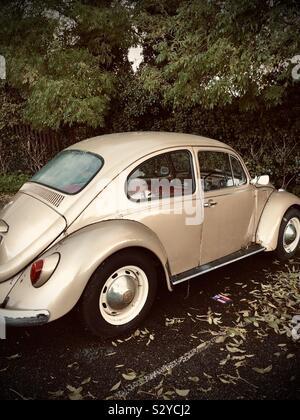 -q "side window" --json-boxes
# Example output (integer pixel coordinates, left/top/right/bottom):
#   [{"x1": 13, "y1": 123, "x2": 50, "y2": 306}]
[
  {"x1": 230, "y1": 155, "x2": 247, "y2": 186},
  {"x1": 198, "y1": 151, "x2": 233, "y2": 192},
  {"x1": 127, "y1": 150, "x2": 195, "y2": 201}
]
